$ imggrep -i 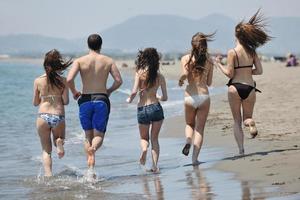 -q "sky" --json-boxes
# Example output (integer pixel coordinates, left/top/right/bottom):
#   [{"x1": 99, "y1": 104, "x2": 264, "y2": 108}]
[{"x1": 0, "y1": 0, "x2": 299, "y2": 39}]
